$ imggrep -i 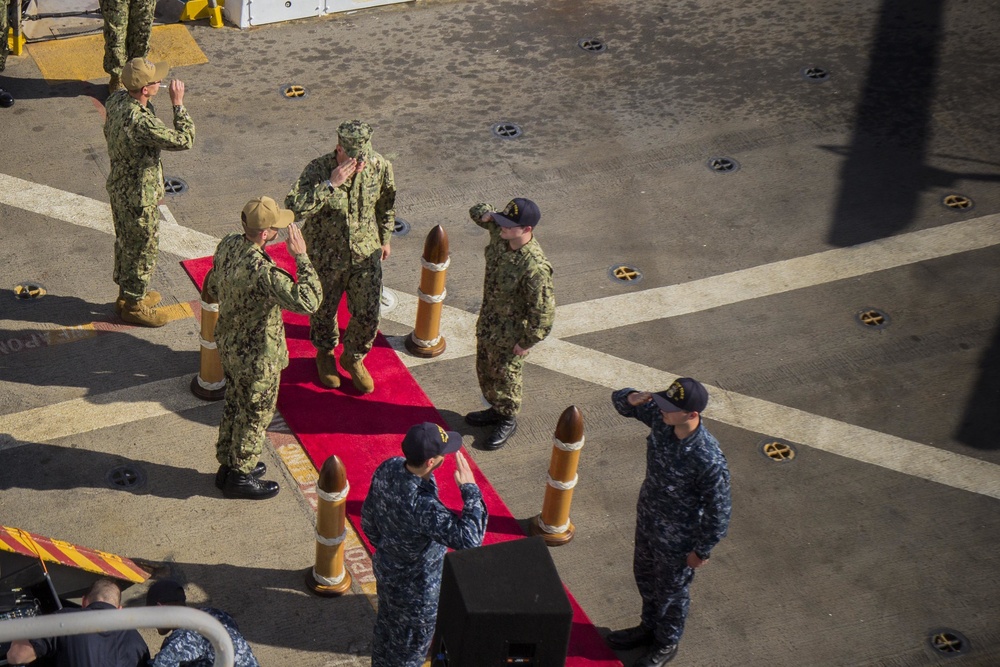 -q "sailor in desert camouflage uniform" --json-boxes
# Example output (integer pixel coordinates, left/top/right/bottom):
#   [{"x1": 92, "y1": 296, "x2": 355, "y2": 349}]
[
  {"x1": 206, "y1": 196, "x2": 322, "y2": 500},
  {"x1": 99, "y1": 0, "x2": 156, "y2": 93},
  {"x1": 104, "y1": 57, "x2": 194, "y2": 327},
  {"x1": 464, "y1": 198, "x2": 555, "y2": 450},
  {"x1": 285, "y1": 120, "x2": 396, "y2": 394},
  {"x1": 362, "y1": 423, "x2": 488, "y2": 667}
]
